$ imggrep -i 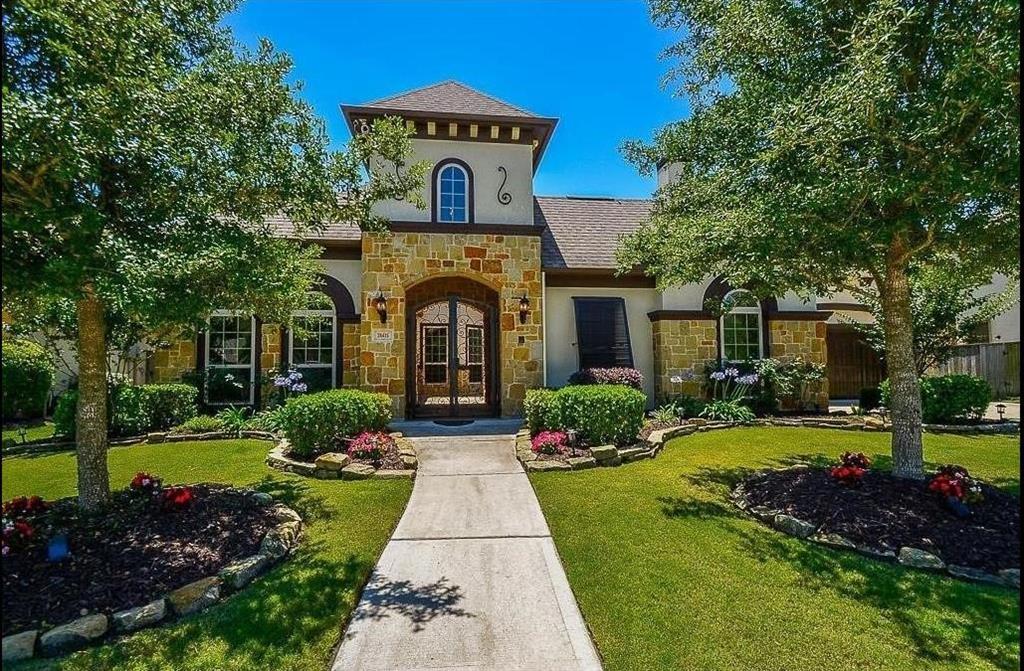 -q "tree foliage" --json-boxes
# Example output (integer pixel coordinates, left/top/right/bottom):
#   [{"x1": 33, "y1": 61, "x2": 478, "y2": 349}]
[
  {"x1": 1, "y1": 0, "x2": 426, "y2": 507},
  {"x1": 619, "y1": 0, "x2": 1019, "y2": 478}
]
